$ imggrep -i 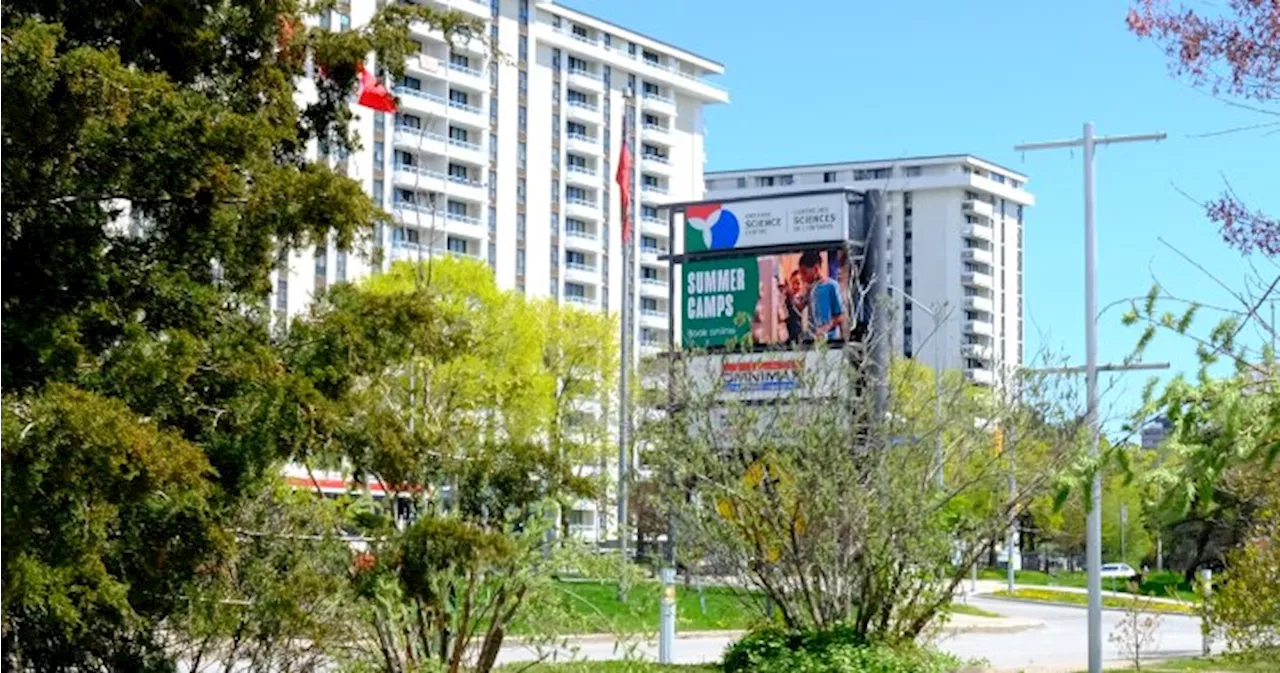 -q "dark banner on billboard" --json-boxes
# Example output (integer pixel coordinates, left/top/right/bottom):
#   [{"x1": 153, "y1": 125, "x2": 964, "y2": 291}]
[{"x1": 682, "y1": 246, "x2": 860, "y2": 350}]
